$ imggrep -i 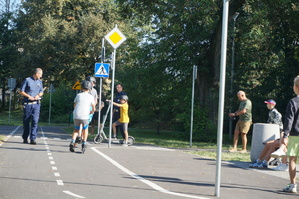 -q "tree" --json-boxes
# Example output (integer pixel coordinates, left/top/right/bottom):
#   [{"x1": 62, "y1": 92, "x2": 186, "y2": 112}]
[{"x1": 0, "y1": 11, "x2": 19, "y2": 110}]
